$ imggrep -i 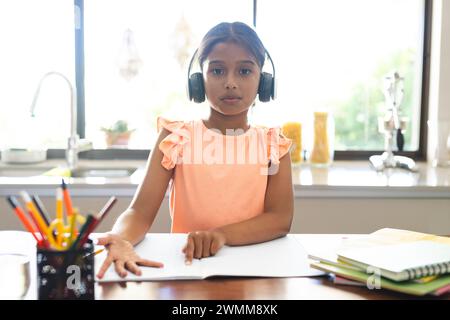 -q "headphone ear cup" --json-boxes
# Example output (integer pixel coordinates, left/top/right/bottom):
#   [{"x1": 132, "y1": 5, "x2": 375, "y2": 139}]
[
  {"x1": 258, "y1": 72, "x2": 274, "y2": 102},
  {"x1": 188, "y1": 72, "x2": 205, "y2": 103}
]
